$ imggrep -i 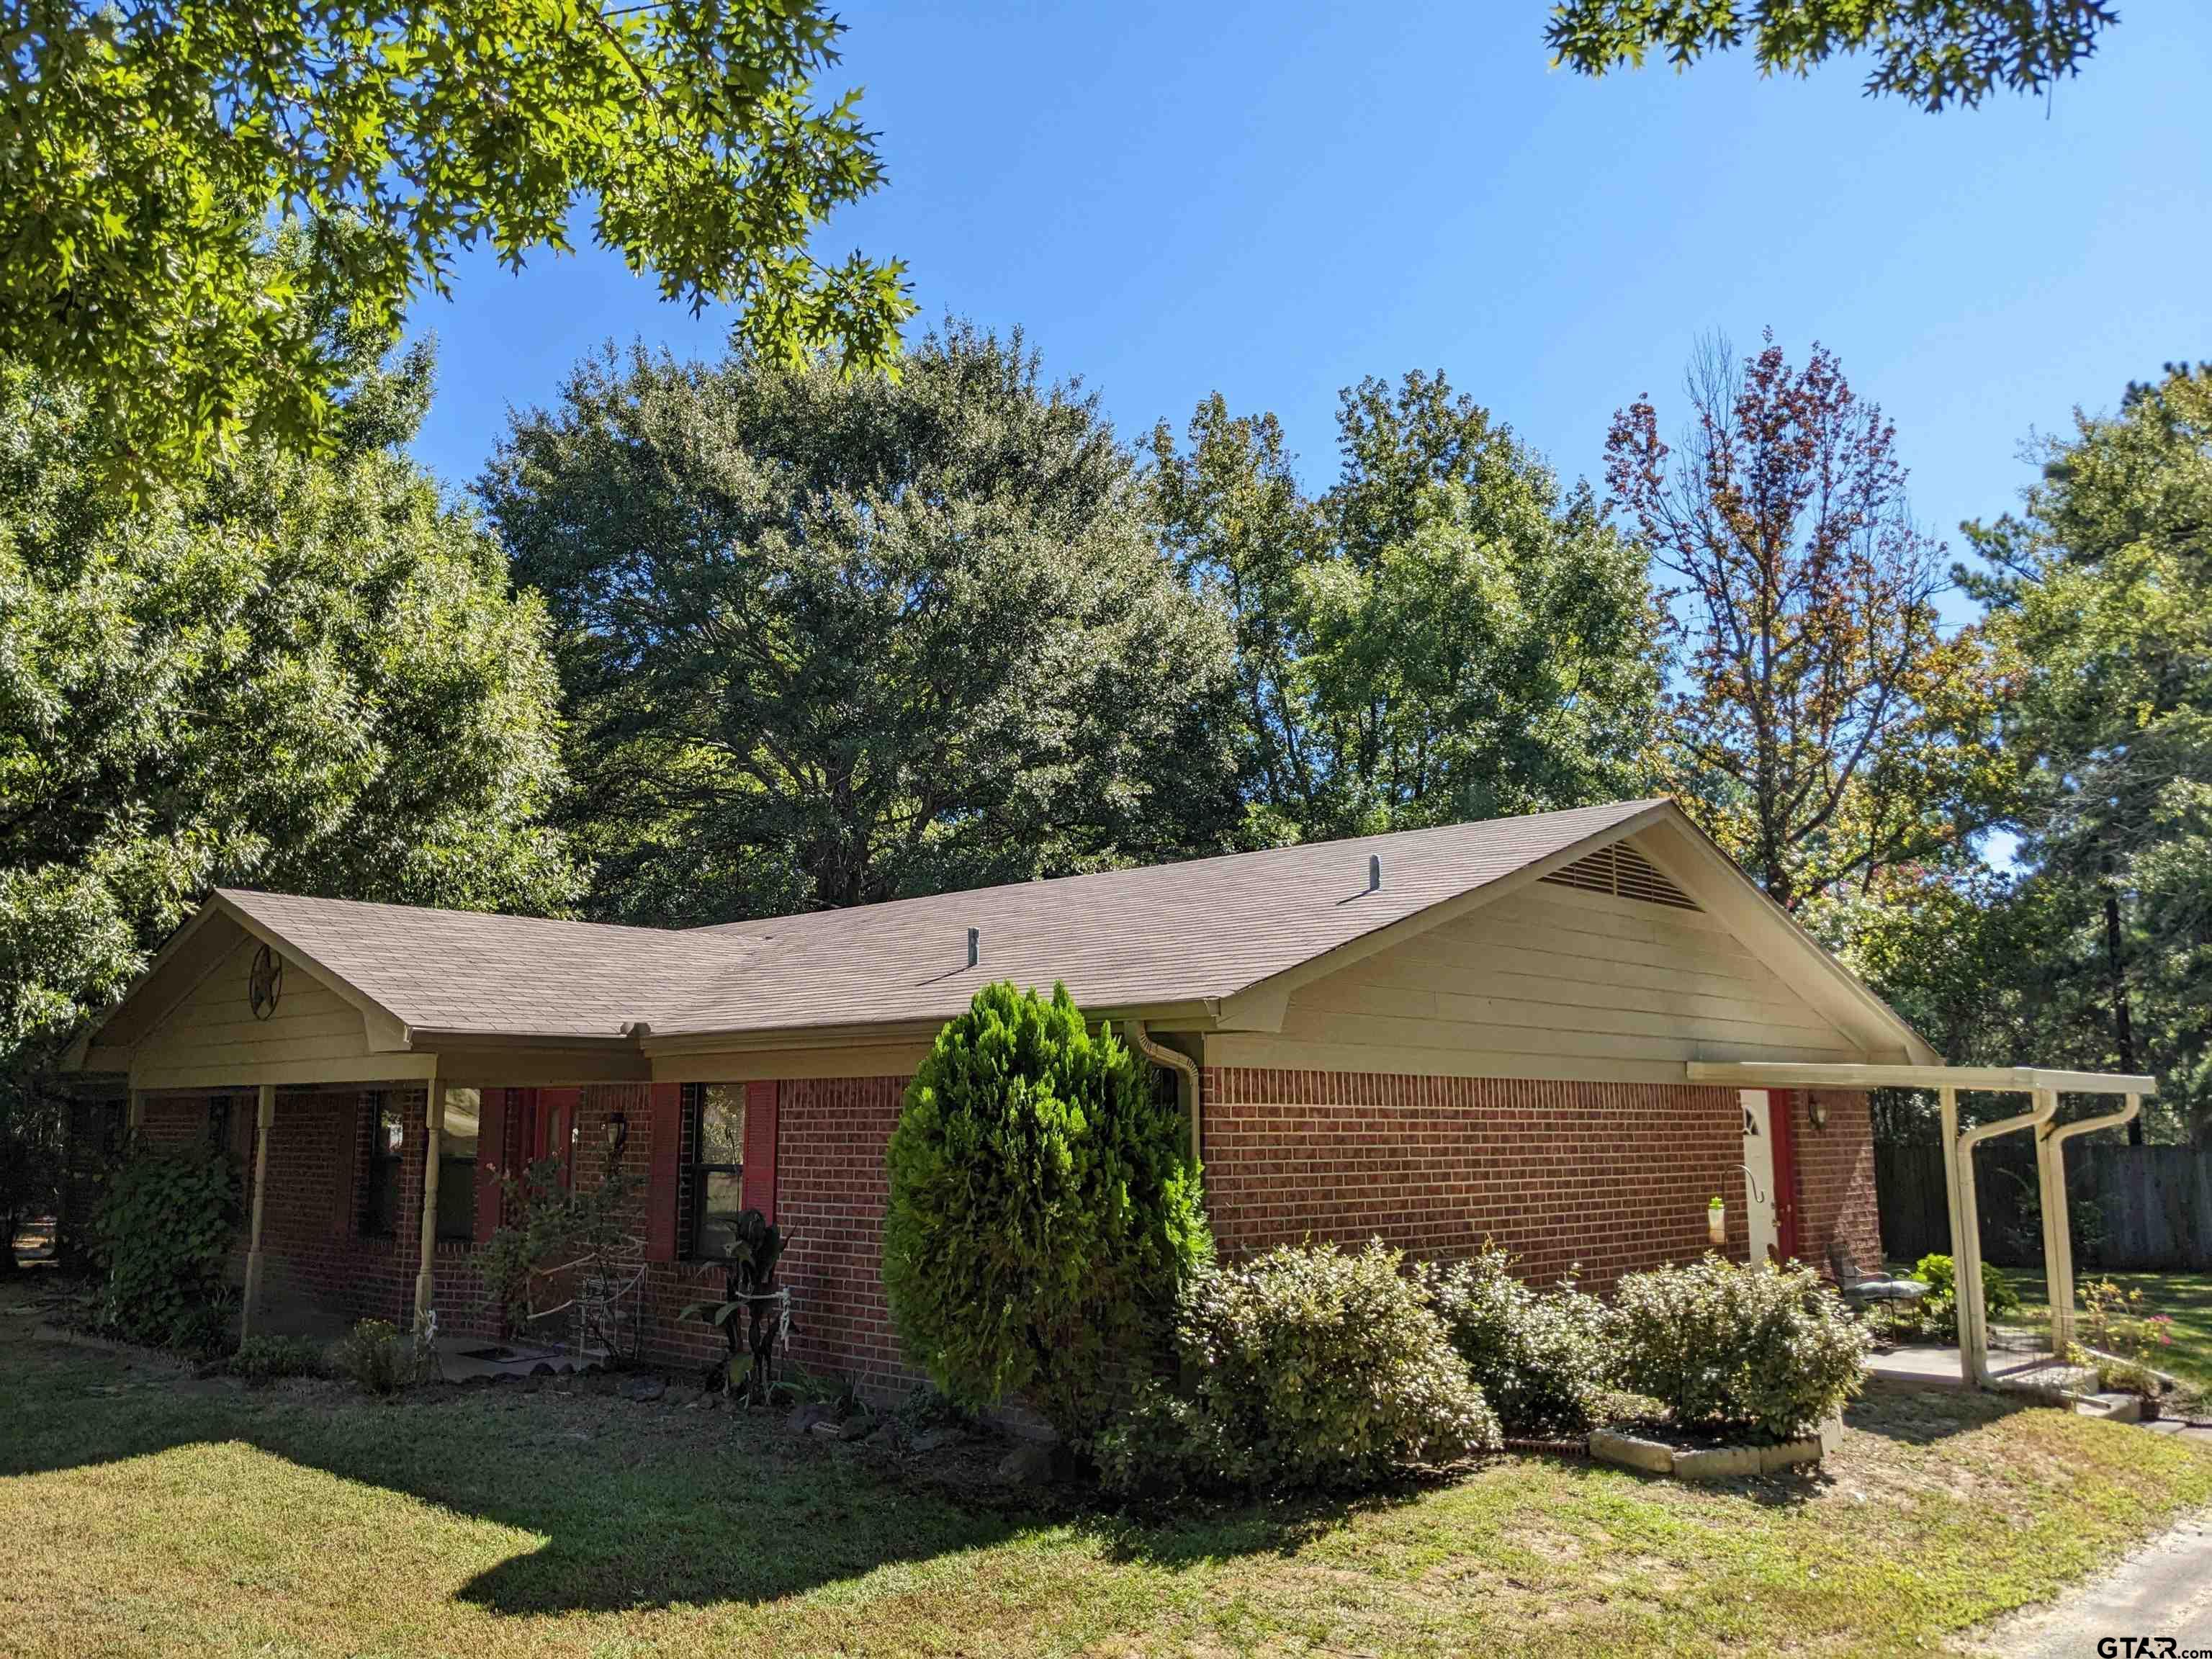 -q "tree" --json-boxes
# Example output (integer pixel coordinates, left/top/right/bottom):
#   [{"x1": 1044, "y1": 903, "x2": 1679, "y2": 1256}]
[
  {"x1": 2, "y1": 0, "x2": 908, "y2": 491},
  {"x1": 881, "y1": 981, "x2": 1209, "y2": 1444},
  {"x1": 485, "y1": 324, "x2": 1247, "y2": 927},
  {"x1": 1148, "y1": 372, "x2": 1665, "y2": 844},
  {"x1": 1966, "y1": 364, "x2": 2212, "y2": 1141},
  {"x1": 1545, "y1": 0, "x2": 2118, "y2": 112},
  {"x1": 1, "y1": 334, "x2": 577, "y2": 1230},
  {"x1": 1604, "y1": 331, "x2": 2008, "y2": 912}
]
